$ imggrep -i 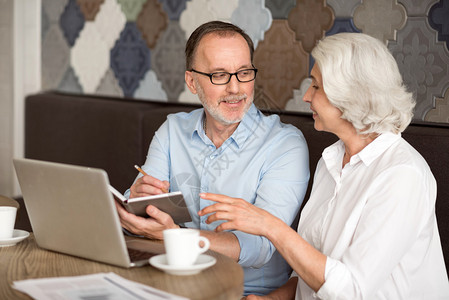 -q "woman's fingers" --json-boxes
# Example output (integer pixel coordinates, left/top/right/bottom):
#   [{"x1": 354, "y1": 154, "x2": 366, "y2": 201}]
[
  {"x1": 205, "y1": 209, "x2": 234, "y2": 223},
  {"x1": 199, "y1": 192, "x2": 236, "y2": 203},
  {"x1": 198, "y1": 193, "x2": 249, "y2": 215},
  {"x1": 199, "y1": 202, "x2": 233, "y2": 216}
]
